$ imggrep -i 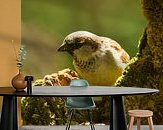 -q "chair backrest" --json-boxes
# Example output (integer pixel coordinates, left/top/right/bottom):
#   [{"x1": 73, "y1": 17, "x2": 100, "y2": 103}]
[{"x1": 70, "y1": 79, "x2": 89, "y2": 87}]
